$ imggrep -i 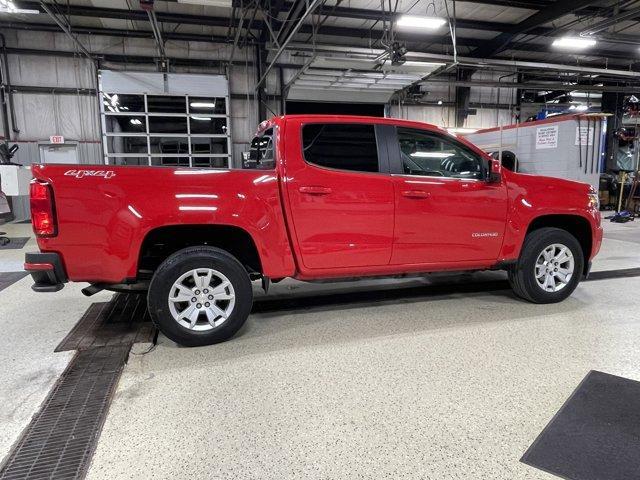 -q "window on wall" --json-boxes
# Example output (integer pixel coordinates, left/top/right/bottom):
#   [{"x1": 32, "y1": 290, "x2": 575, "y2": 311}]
[
  {"x1": 302, "y1": 123, "x2": 379, "y2": 173},
  {"x1": 101, "y1": 93, "x2": 231, "y2": 167},
  {"x1": 397, "y1": 128, "x2": 485, "y2": 180}
]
